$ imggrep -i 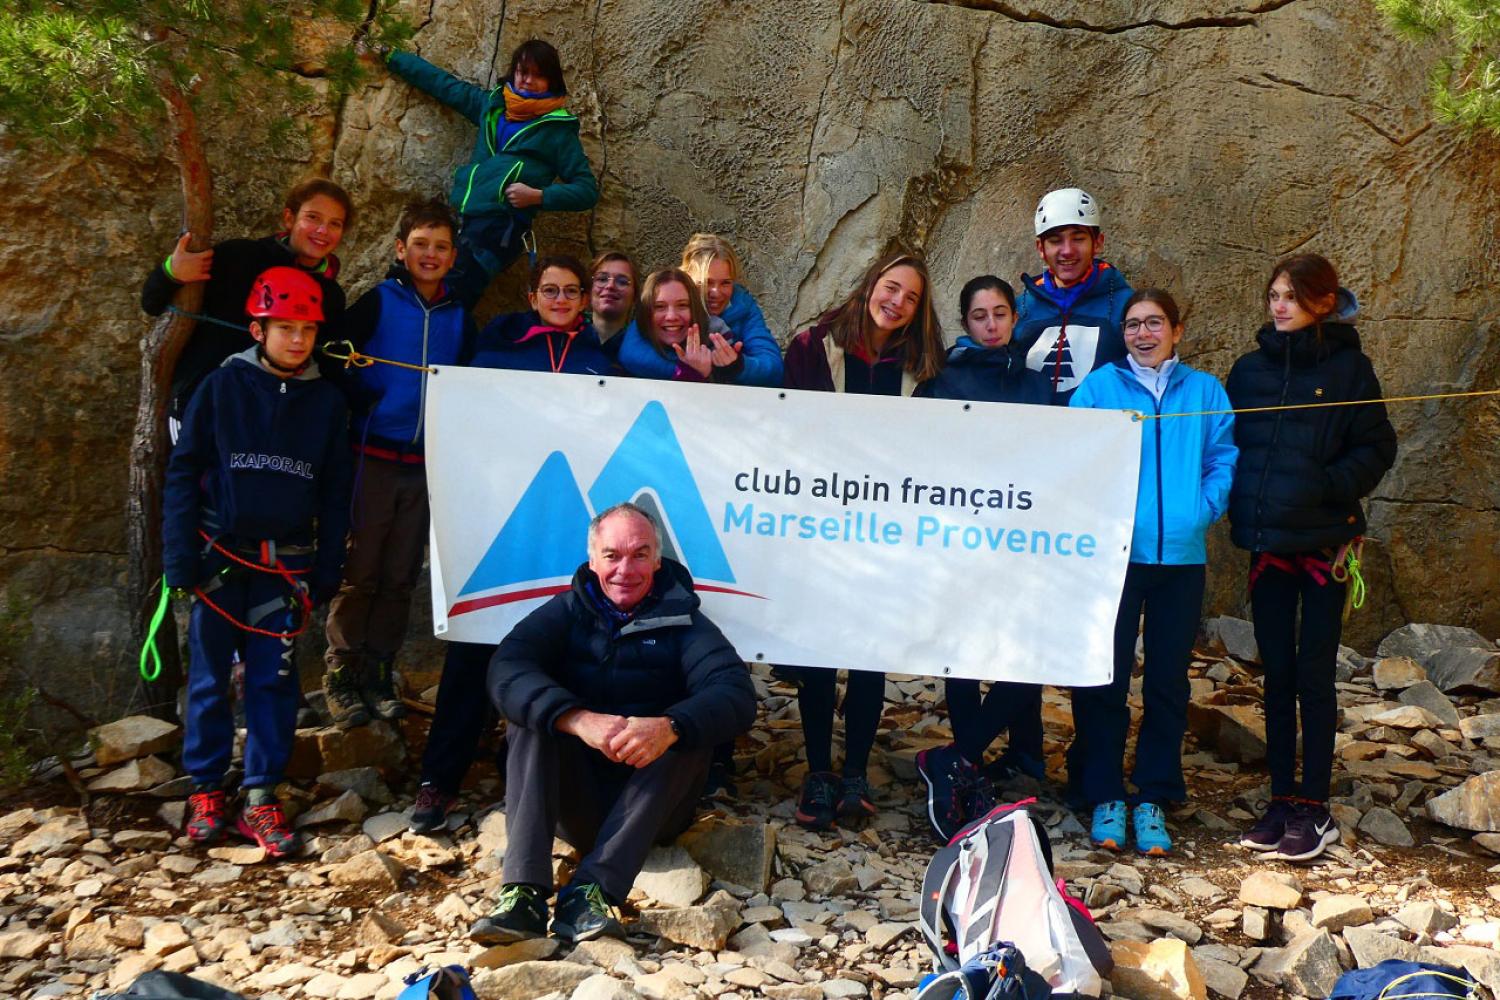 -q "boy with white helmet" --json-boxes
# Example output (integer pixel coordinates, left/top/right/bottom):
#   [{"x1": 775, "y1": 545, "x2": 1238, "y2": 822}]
[{"x1": 1013, "y1": 187, "x2": 1134, "y2": 406}]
